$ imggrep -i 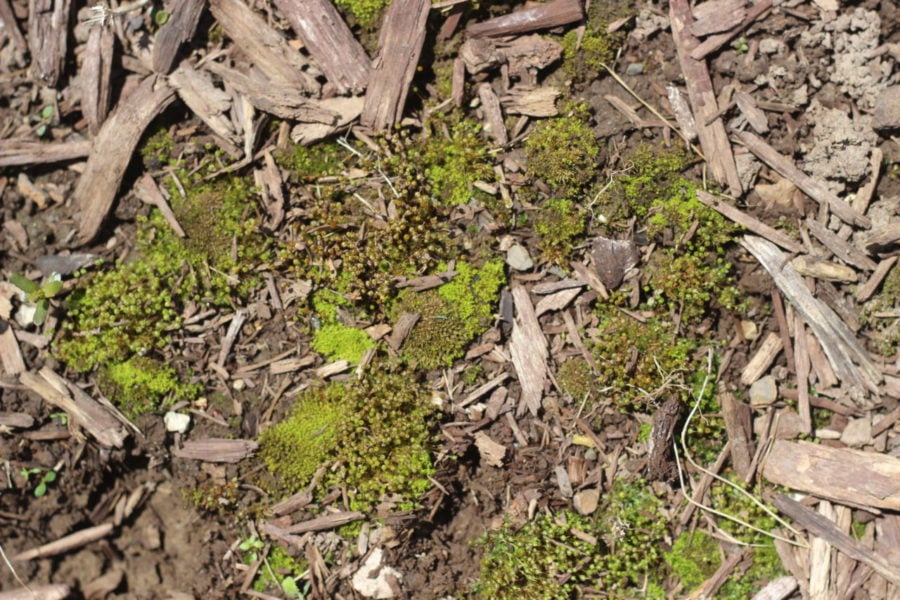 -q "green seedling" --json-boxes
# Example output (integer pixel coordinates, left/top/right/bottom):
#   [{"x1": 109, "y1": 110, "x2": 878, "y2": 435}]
[
  {"x1": 19, "y1": 467, "x2": 57, "y2": 498},
  {"x1": 50, "y1": 412, "x2": 68, "y2": 426},
  {"x1": 34, "y1": 105, "x2": 54, "y2": 137},
  {"x1": 10, "y1": 272, "x2": 63, "y2": 325},
  {"x1": 239, "y1": 536, "x2": 265, "y2": 564}
]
